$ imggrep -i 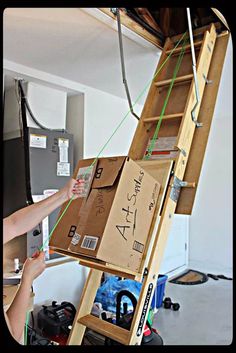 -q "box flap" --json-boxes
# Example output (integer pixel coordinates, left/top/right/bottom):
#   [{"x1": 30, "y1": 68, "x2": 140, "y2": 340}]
[
  {"x1": 92, "y1": 156, "x2": 126, "y2": 189},
  {"x1": 76, "y1": 186, "x2": 116, "y2": 236}
]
